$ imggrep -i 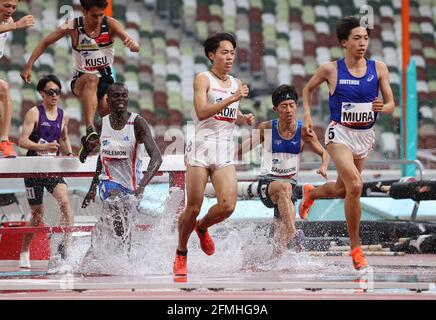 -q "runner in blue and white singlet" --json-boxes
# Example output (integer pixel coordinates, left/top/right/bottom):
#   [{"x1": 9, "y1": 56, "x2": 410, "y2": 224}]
[
  {"x1": 302, "y1": 17, "x2": 395, "y2": 270},
  {"x1": 323, "y1": 58, "x2": 380, "y2": 159},
  {"x1": 329, "y1": 58, "x2": 379, "y2": 129},
  {"x1": 259, "y1": 119, "x2": 303, "y2": 179},
  {"x1": 237, "y1": 85, "x2": 329, "y2": 256}
]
